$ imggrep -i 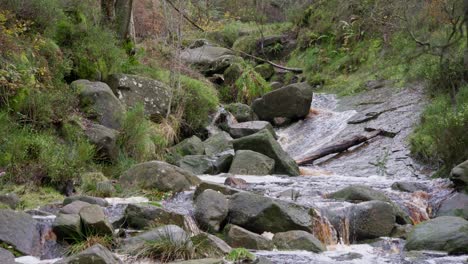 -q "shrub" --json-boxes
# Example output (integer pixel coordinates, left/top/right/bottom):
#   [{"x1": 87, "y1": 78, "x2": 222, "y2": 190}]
[
  {"x1": 234, "y1": 63, "x2": 271, "y2": 104},
  {"x1": 225, "y1": 248, "x2": 255, "y2": 262},
  {"x1": 66, "y1": 235, "x2": 114, "y2": 256}
]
